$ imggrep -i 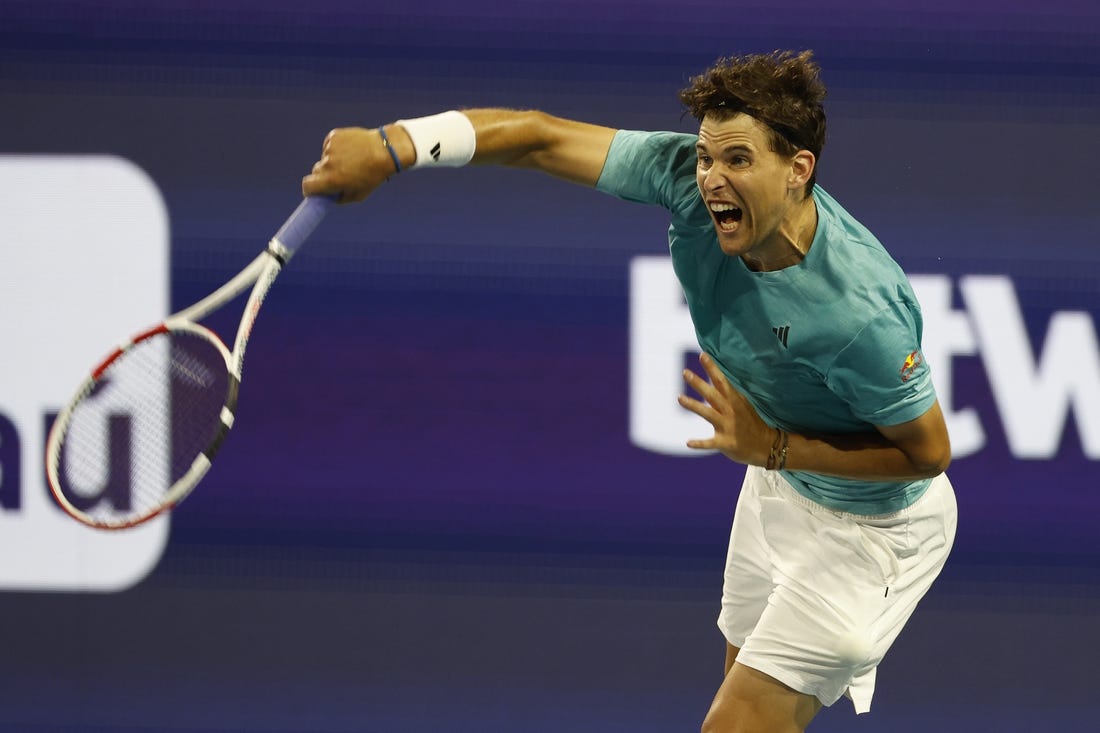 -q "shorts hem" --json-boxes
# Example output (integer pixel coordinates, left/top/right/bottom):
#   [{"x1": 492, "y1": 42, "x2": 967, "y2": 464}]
[
  {"x1": 732, "y1": 654, "x2": 845, "y2": 709},
  {"x1": 717, "y1": 618, "x2": 748, "y2": 650}
]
